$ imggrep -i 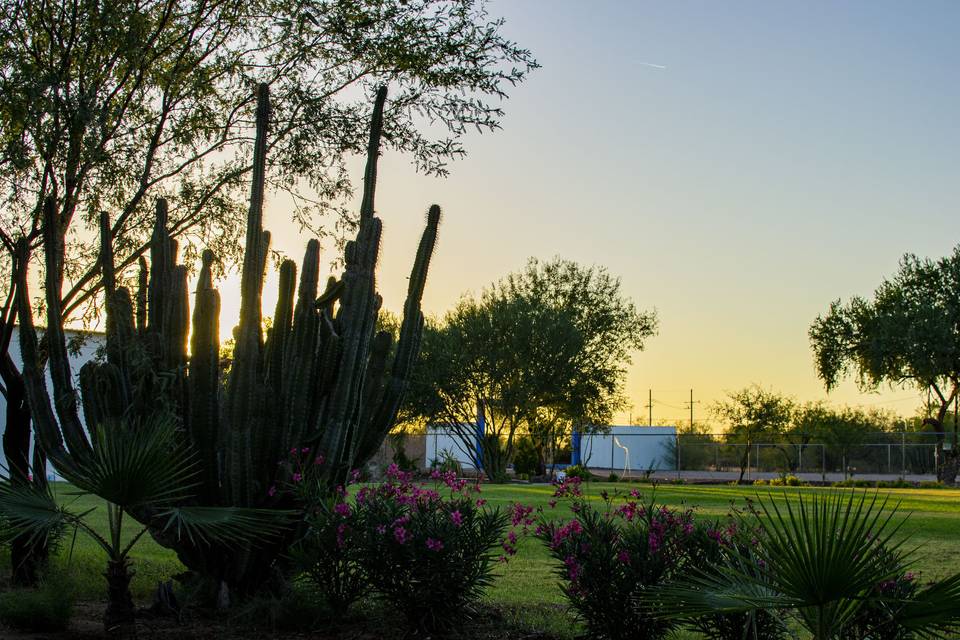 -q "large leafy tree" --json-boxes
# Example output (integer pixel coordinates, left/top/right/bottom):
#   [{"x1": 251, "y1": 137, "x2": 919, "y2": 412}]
[
  {"x1": 405, "y1": 258, "x2": 657, "y2": 479},
  {"x1": 0, "y1": 0, "x2": 536, "y2": 582},
  {"x1": 712, "y1": 385, "x2": 795, "y2": 483},
  {"x1": 809, "y1": 247, "x2": 960, "y2": 482}
]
